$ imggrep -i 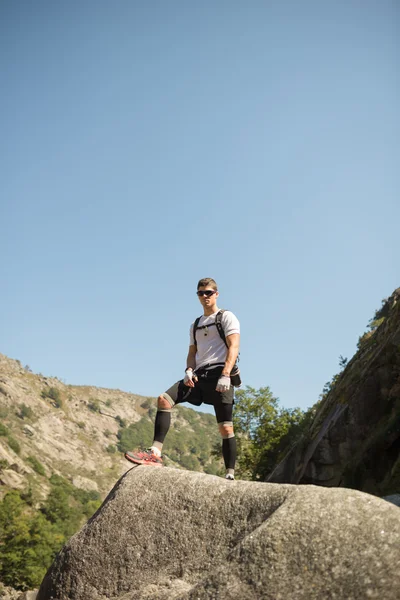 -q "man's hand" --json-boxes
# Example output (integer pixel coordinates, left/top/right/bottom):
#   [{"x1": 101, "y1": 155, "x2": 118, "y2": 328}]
[
  {"x1": 216, "y1": 375, "x2": 231, "y2": 393},
  {"x1": 184, "y1": 368, "x2": 195, "y2": 387}
]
